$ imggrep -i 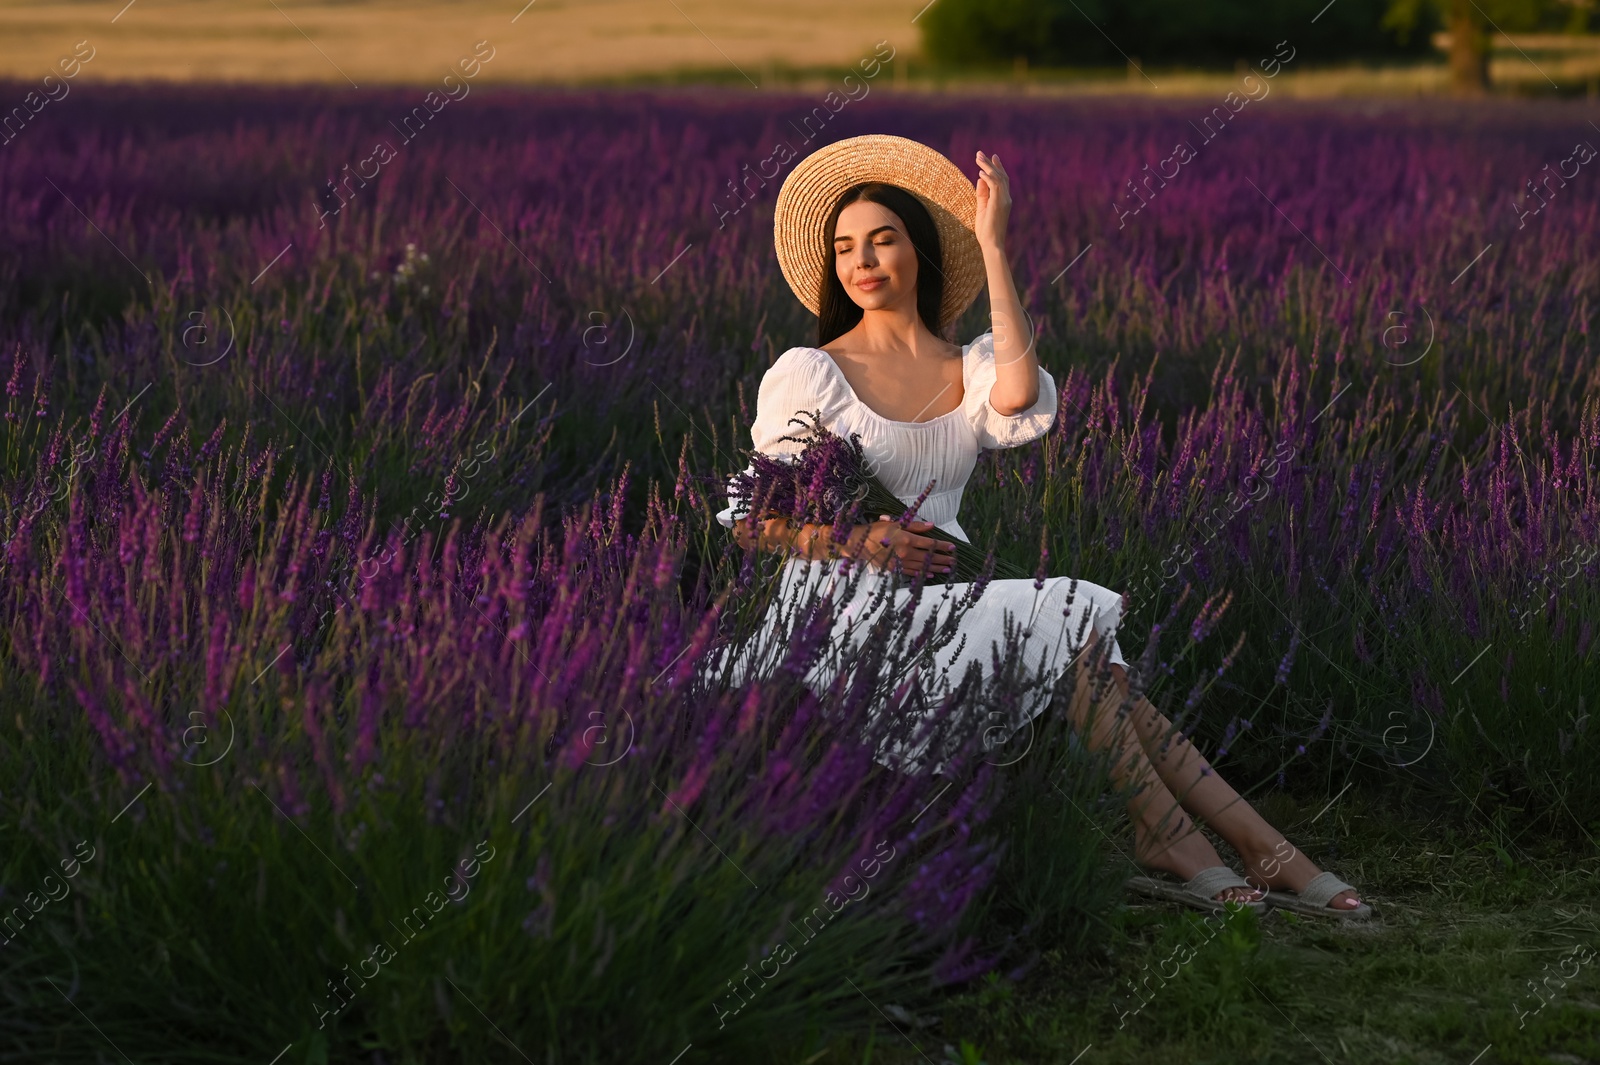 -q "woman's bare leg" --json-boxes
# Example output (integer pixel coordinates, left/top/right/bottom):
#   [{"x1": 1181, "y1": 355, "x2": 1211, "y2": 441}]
[
  {"x1": 1060, "y1": 641, "x2": 1261, "y2": 904},
  {"x1": 1095, "y1": 651, "x2": 1363, "y2": 911}
]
